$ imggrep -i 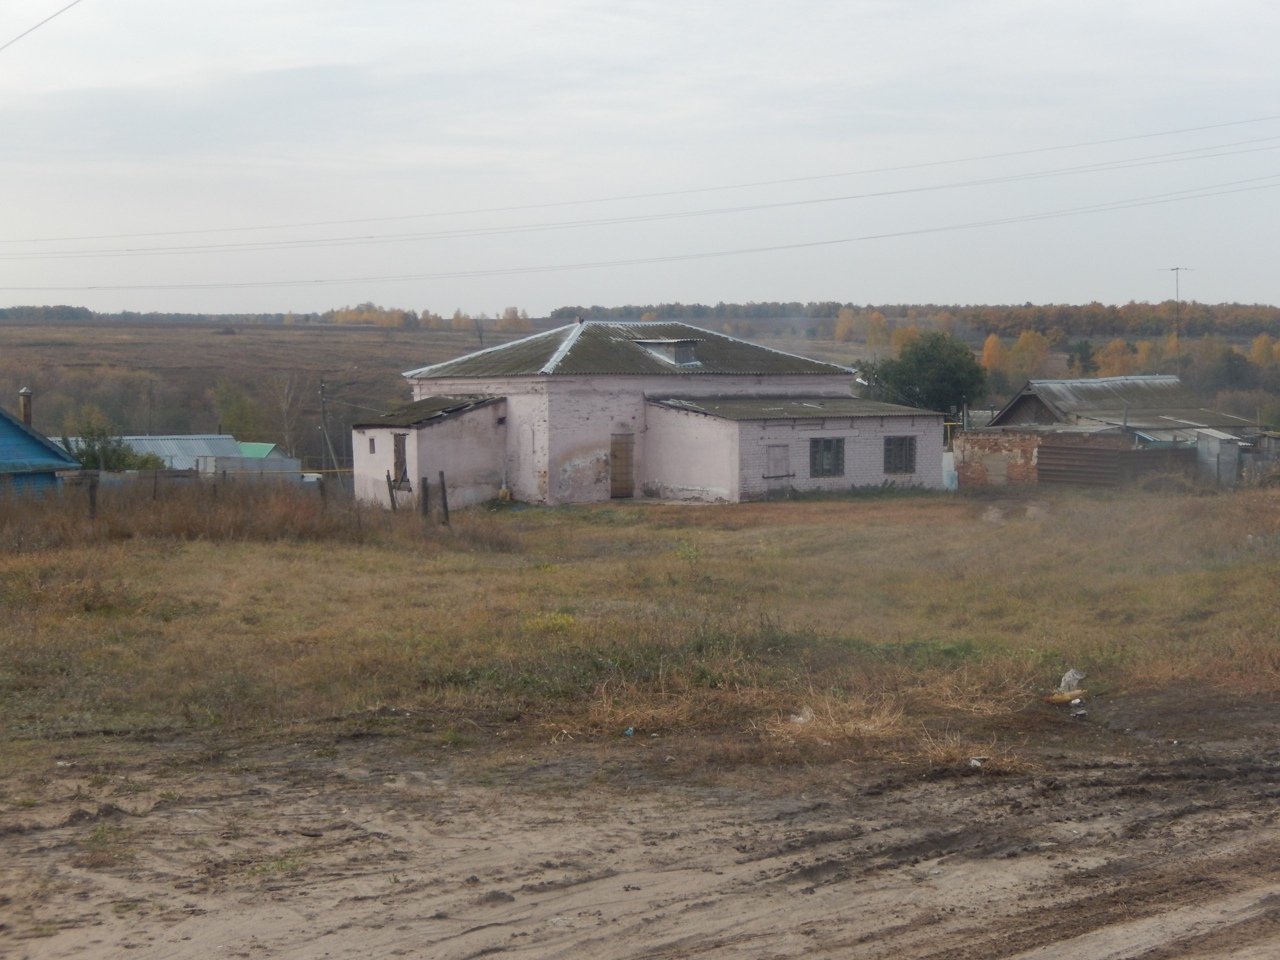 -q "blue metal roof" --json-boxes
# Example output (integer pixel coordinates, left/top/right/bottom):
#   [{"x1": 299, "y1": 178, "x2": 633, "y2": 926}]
[{"x1": 0, "y1": 403, "x2": 80, "y2": 475}]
